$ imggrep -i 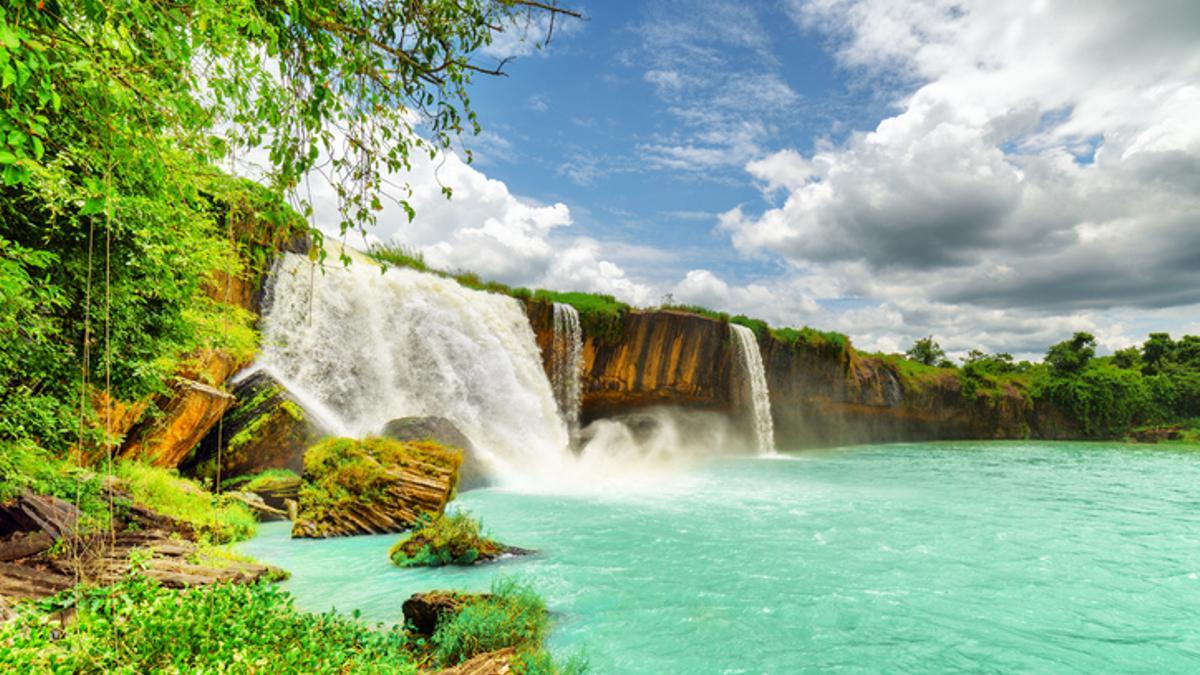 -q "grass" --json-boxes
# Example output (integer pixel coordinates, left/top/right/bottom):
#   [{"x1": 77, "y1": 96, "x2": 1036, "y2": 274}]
[
  {"x1": 115, "y1": 460, "x2": 257, "y2": 543},
  {"x1": 221, "y1": 467, "x2": 301, "y2": 492},
  {"x1": 389, "y1": 510, "x2": 504, "y2": 567},
  {"x1": 532, "y1": 289, "x2": 629, "y2": 345},
  {"x1": 1, "y1": 575, "x2": 418, "y2": 674},
  {"x1": 771, "y1": 326, "x2": 849, "y2": 352},
  {"x1": 660, "y1": 303, "x2": 730, "y2": 323},
  {"x1": 432, "y1": 577, "x2": 586, "y2": 673}
]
